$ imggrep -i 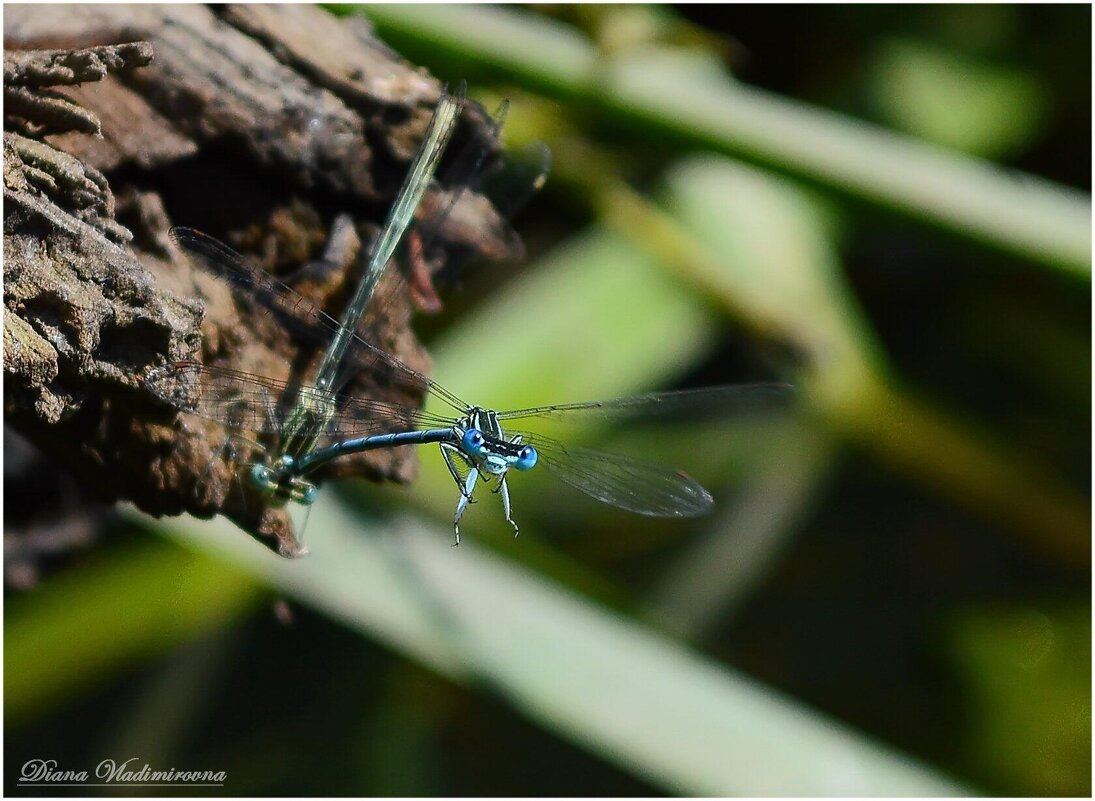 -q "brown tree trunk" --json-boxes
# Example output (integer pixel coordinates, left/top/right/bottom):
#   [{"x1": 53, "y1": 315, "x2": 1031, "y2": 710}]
[{"x1": 4, "y1": 5, "x2": 520, "y2": 558}]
